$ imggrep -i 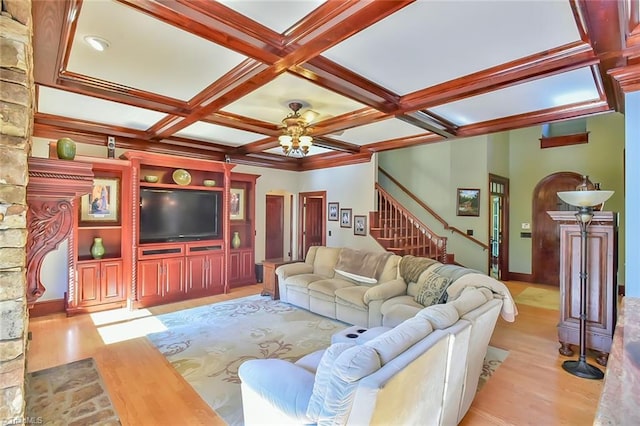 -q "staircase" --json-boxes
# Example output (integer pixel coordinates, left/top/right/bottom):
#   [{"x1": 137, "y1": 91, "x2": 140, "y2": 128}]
[{"x1": 369, "y1": 183, "x2": 449, "y2": 263}]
